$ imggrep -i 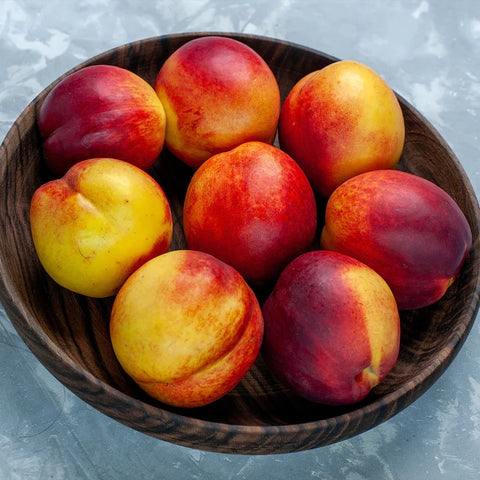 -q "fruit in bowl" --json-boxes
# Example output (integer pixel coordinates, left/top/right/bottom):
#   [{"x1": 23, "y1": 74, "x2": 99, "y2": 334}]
[
  {"x1": 278, "y1": 60, "x2": 405, "y2": 197},
  {"x1": 154, "y1": 36, "x2": 281, "y2": 169},
  {"x1": 1, "y1": 33, "x2": 477, "y2": 454},
  {"x1": 320, "y1": 169, "x2": 473, "y2": 310},
  {"x1": 110, "y1": 249, "x2": 264, "y2": 408},
  {"x1": 262, "y1": 250, "x2": 401, "y2": 405},
  {"x1": 38, "y1": 65, "x2": 166, "y2": 176},
  {"x1": 182, "y1": 141, "x2": 318, "y2": 285},
  {"x1": 29, "y1": 157, "x2": 173, "y2": 298}
]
